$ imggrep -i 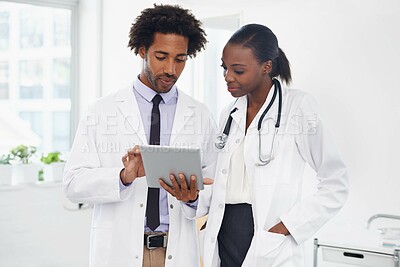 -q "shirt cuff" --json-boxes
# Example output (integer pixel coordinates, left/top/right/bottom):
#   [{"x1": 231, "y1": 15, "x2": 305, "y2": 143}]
[
  {"x1": 119, "y1": 168, "x2": 132, "y2": 189},
  {"x1": 185, "y1": 196, "x2": 199, "y2": 209}
]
